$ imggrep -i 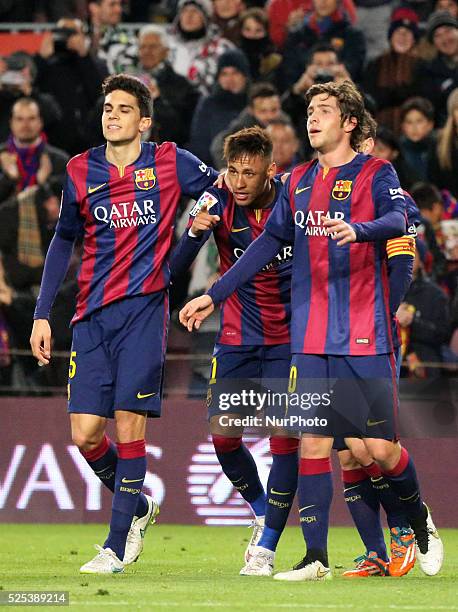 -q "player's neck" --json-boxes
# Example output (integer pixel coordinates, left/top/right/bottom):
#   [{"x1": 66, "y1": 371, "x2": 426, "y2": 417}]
[
  {"x1": 250, "y1": 181, "x2": 275, "y2": 209},
  {"x1": 317, "y1": 142, "x2": 357, "y2": 169},
  {"x1": 105, "y1": 140, "x2": 142, "y2": 168}
]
